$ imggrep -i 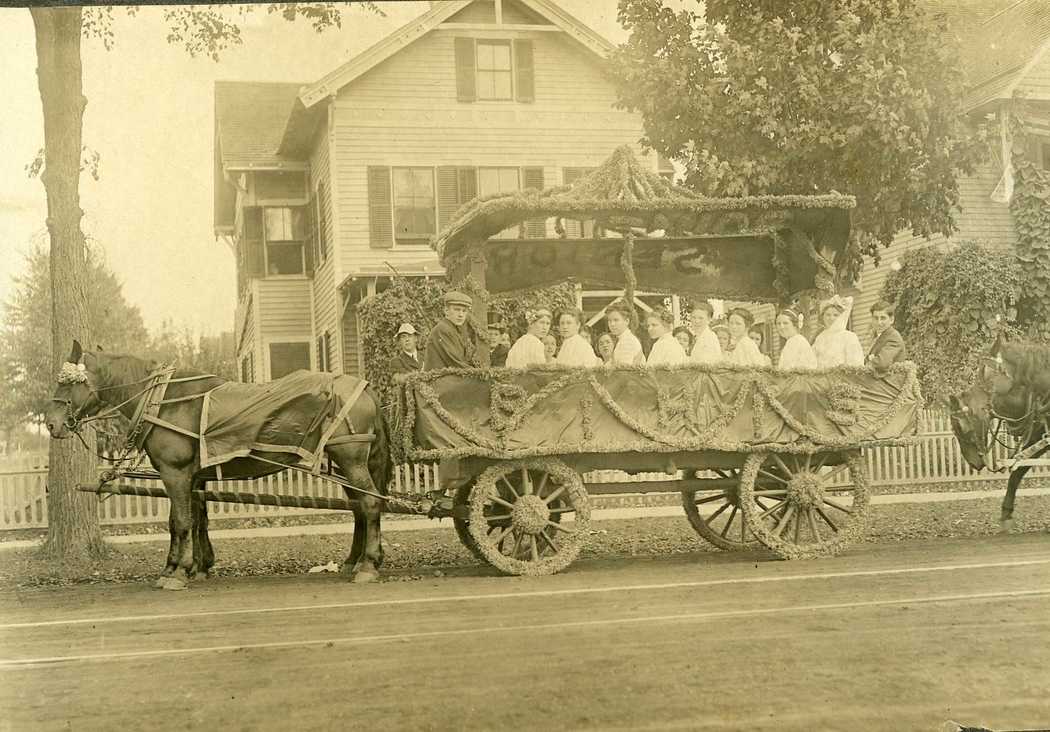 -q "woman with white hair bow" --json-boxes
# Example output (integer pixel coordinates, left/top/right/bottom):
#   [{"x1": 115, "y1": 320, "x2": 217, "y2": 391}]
[
  {"x1": 812, "y1": 295, "x2": 865, "y2": 368},
  {"x1": 505, "y1": 308, "x2": 552, "y2": 369}
]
